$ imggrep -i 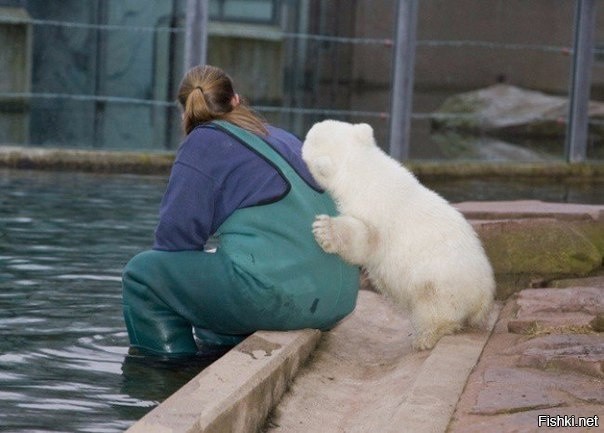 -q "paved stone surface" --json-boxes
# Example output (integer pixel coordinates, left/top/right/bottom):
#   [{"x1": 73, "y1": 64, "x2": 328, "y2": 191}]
[
  {"x1": 507, "y1": 287, "x2": 603, "y2": 335},
  {"x1": 448, "y1": 283, "x2": 604, "y2": 433},
  {"x1": 263, "y1": 291, "x2": 499, "y2": 433},
  {"x1": 263, "y1": 290, "x2": 427, "y2": 433}
]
